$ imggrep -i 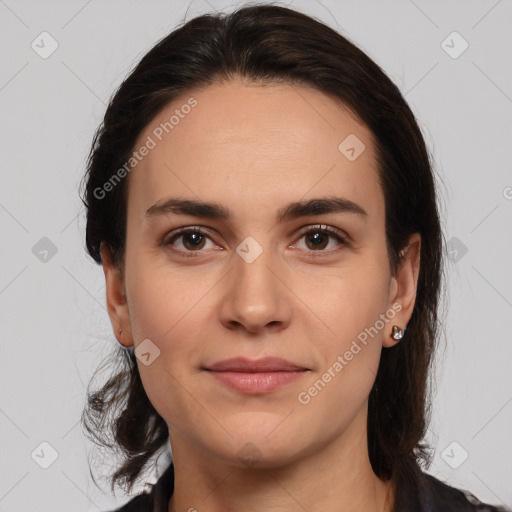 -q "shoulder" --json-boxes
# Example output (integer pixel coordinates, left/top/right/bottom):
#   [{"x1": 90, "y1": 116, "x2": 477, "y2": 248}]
[
  {"x1": 107, "y1": 463, "x2": 175, "y2": 512},
  {"x1": 108, "y1": 492, "x2": 153, "y2": 512},
  {"x1": 418, "y1": 471, "x2": 510, "y2": 512}
]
